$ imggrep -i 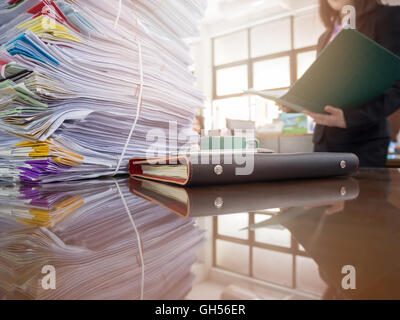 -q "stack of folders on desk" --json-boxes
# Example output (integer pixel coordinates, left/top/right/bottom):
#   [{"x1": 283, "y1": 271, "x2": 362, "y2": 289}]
[
  {"x1": 0, "y1": 0, "x2": 206, "y2": 184},
  {"x1": 0, "y1": 178, "x2": 205, "y2": 299}
]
